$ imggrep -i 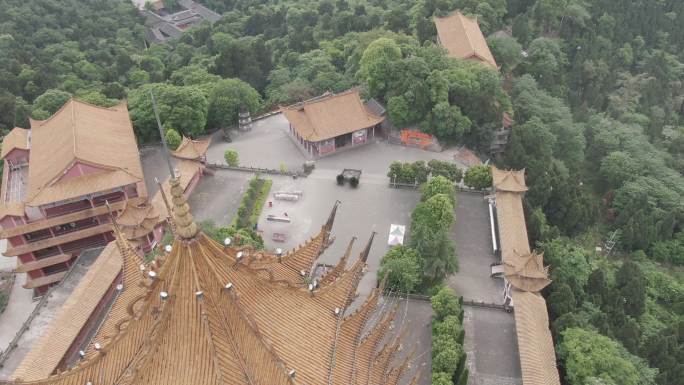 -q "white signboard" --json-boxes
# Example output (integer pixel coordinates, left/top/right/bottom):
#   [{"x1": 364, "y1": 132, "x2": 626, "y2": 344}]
[{"x1": 388, "y1": 224, "x2": 405, "y2": 246}]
